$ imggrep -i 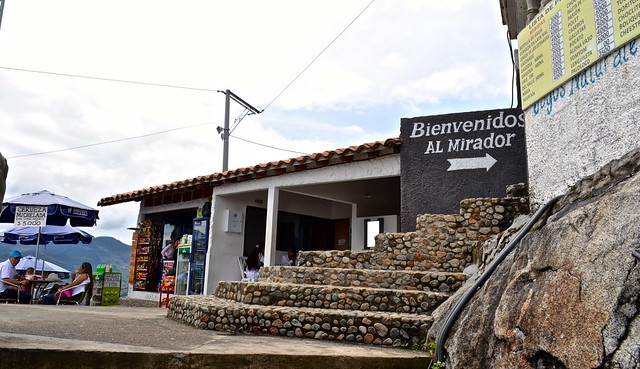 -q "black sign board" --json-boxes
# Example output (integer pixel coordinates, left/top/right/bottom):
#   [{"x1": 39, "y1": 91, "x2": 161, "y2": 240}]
[{"x1": 400, "y1": 108, "x2": 527, "y2": 232}]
